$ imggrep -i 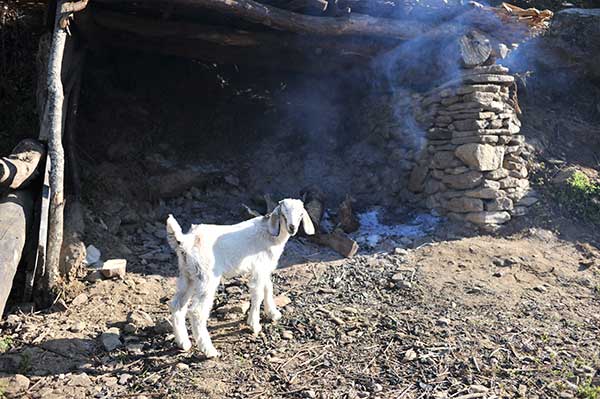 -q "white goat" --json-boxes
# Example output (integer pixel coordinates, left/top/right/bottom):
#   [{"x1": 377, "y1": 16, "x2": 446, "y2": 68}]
[{"x1": 166, "y1": 198, "x2": 315, "y2": 358}]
